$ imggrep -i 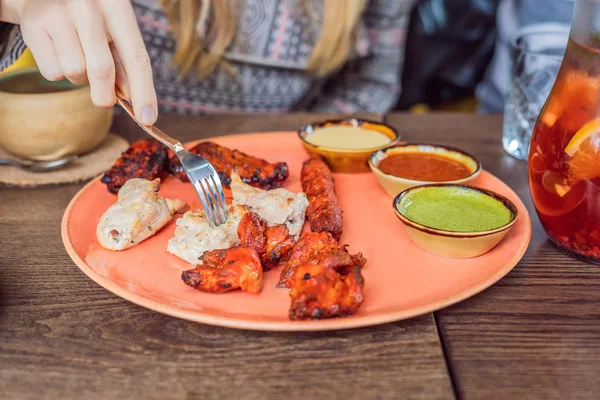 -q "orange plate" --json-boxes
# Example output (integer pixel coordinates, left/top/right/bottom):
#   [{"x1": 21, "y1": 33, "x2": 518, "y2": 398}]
[{"x1": 61, "y1": 132, "x2": 532, "y2": 331}]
